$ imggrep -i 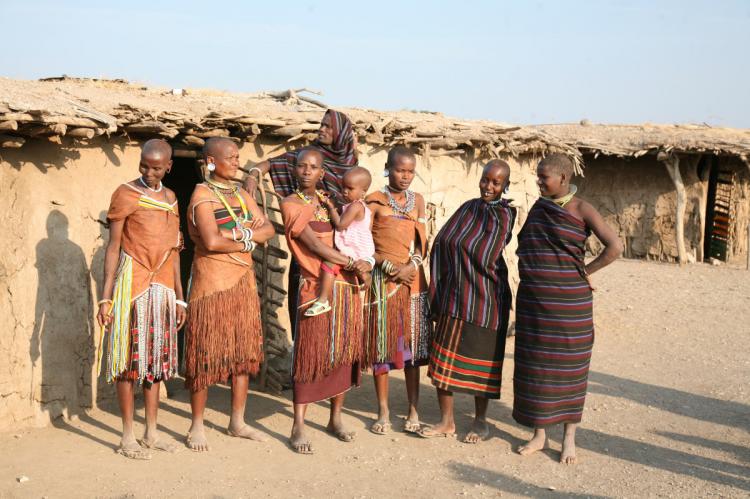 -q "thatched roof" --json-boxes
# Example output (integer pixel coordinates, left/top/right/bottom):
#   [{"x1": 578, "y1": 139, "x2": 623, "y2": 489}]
[
  {"x1": 0, "y1": 76, "x2": 580, "y2": 169},
  {"x1": 533, "y1": 123, "x2": 750, "y2": 162}
]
